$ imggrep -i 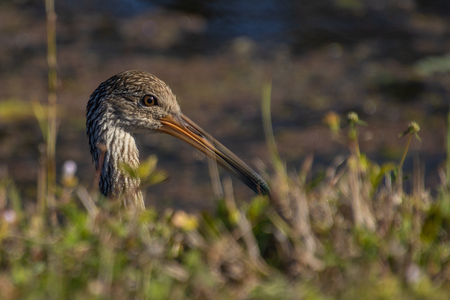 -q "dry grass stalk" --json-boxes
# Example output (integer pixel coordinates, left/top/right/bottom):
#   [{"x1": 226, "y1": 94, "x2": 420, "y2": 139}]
[
  {"x1": 45, "y1": 0, "x2": 58, "y2": 213},
  {"x1": 223, "y1": 177, "x2": 268, "y2": 274},
  {"x1": 76, "y1": 186, "x2": 99, "y2": 219}
]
